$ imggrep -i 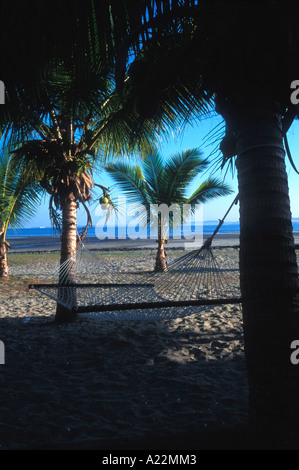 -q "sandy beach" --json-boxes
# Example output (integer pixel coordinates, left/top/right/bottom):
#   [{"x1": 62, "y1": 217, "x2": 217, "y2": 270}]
[
  {"x1": 0, "y1": 235, "x2": 250, "y2": 450},
  {"x1": 7, "y1": 232, "x2": 242, "y2": 252}
]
